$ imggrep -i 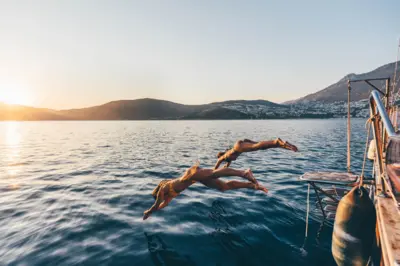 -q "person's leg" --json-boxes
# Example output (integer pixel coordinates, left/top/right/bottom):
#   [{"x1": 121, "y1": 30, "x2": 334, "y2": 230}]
[
  {"x1": 274, "y1": 138, "x2": 298, "y2": 152},
  {"x1": 236, "y1": 138, "x2": 298, "y2": 152},
  {"x1": 234, "y1": 140, "x2": 278, "y2": 152},
  {"x1": 224, "y1": 181, "x2": 260, "y2": 191},
  {"x1": 253, "y1": 140, "x2": 279, "y2": 150},
  {"x1": 200, "y1": 179, "x2": 231, "y2": 191},
  {"x1": 191, "y1": 167, "x2": 256, "y2": 184},
  {"x1": 200, "y1": 179, "x2": 268, "y2": 193},
  {"x1": 211, "y1": 167, "x2": 257, "y2": 184}
]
